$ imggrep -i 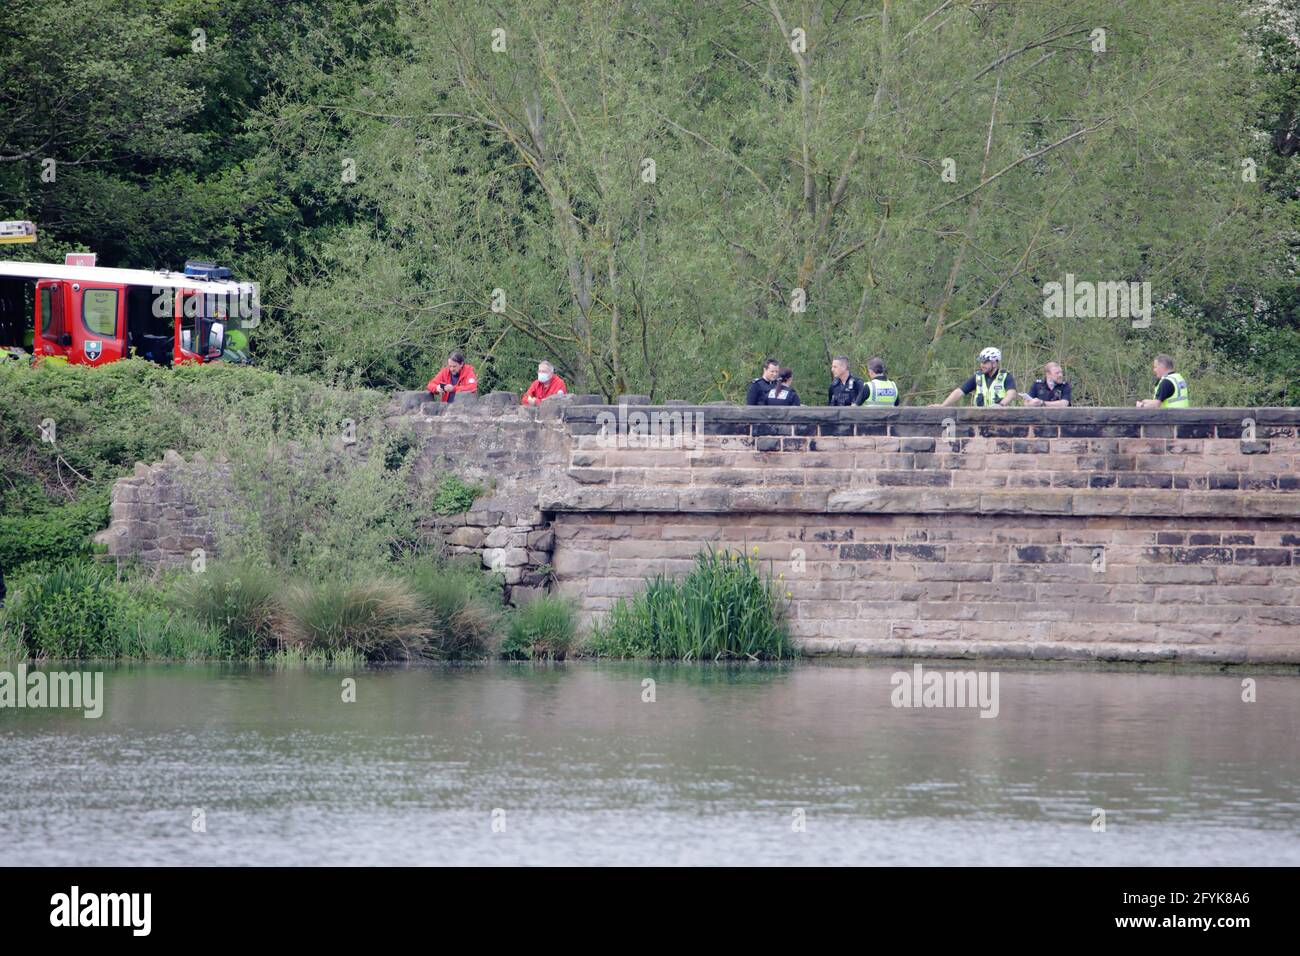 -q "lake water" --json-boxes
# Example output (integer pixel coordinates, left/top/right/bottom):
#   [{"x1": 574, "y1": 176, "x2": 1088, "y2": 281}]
[{"x1": 2, "y1": 661, "x2": 1297, "y2": 865}]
